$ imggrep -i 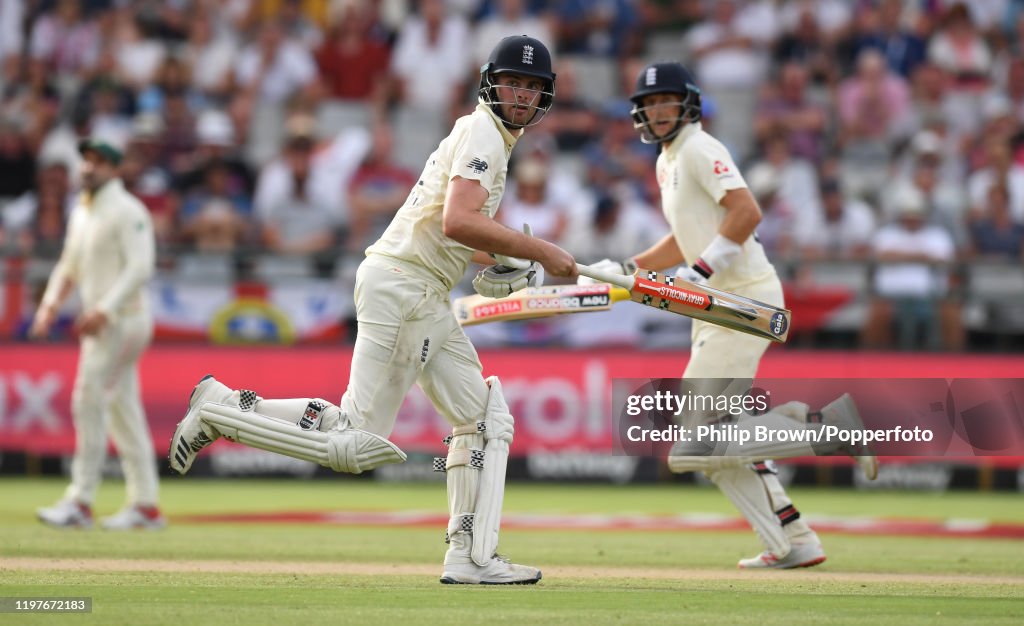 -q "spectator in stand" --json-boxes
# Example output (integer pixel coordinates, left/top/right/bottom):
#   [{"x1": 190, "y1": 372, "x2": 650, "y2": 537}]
[
  {"x1": 967, "y1": 138, "x2": 1024, "y2": 222},
  {"x1": 1002, "y1": 57, "x2": 1024, "y2": 125},
  {"x1": 847, "y1": 0, "x2": 926, "y2": 79},
  {"x1": 799, "y1": 179, "x2": 877, "y2": 261},
  {"x1": 277, "y1": 0, "x2": 325, "y2": 50},
  {"x1": 1, "y1": 157, "x2": 73, "y2": 256},
  {"x1": 836, "y1": 48, "x2": 912, "y2": 199},
  {"x1": 2, "y1": 56, "x2": 63, "y2": 150},
  {"x1": 174, "y1": 109, "x2": 254, "y2": 198},
  {"x1": 29, "y1": 0, "x2": 100, "y2": 77},
  {"x1": 742, "y1": 162, "x2": 795, "y2": 260},
  {"x1": 554, "y1": 0, "x2": 640, "y2": 58},
  {"x1": 863, "y1": 184, "x2": 959, "y2": 351},
  {"x1": 561, "y1": 190, "x2": 663, "y2": 265},
  {"x1": 120, "y1": 113, "x2": 177, "y2": 244},
  {"x1": 346, "y1": 121, "x2": 416, "y2": 252},
  {"x1": 928, "y1": 2, "x2": 993, "y2": 91},
  {"x1": 389, "y1": 0, "x2": 471, "y2": 122},
  {"x1": 541, "y1": 60, "x2": 600, "y2": 152},
  {"x1": 112, "y1": 13, "x2": 167, "y2": 93},
  {"x1": 773, "y1": 3, "x2": 839, "y2": 86},
  {"x1": 748, "y1": 129, "x2": 823, "y2": 237},
  {"x1": 179, "y1": 9, "x2": 239, "y2": 103},
  {"x1": 314, "y1": 0, "x2": 392, "y2": 111},
  {"x1": 927, "y1": 3, "x2": 992, "y2": 138},
  {"x1": 179, "y1": 157, "x2": 253, "y2": 253},
  {"x1": 473, "y1": 0, "x2": 554, "y2": 68},
  {"x1": 234, "y1": 19, "x2": 318, "y2": 105},
  {"x1": 498, "y1": 158, "x2": 571, "y2": 246},
  {"x1": 753, "y1": 61, "x2": 828, "y2": 161},
  {"x1": 969, "y1": 183, "x2": 1024, "y2": 259},
  {"x1": 254, "y1": 115, "x2": 369, "y2": 254}
]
